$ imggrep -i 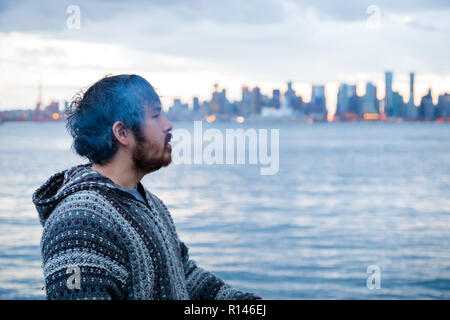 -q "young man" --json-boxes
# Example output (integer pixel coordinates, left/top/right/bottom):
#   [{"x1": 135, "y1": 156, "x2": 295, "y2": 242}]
[{"x1": 32, "y1": 74, "x2": 261, "y2": 300}]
